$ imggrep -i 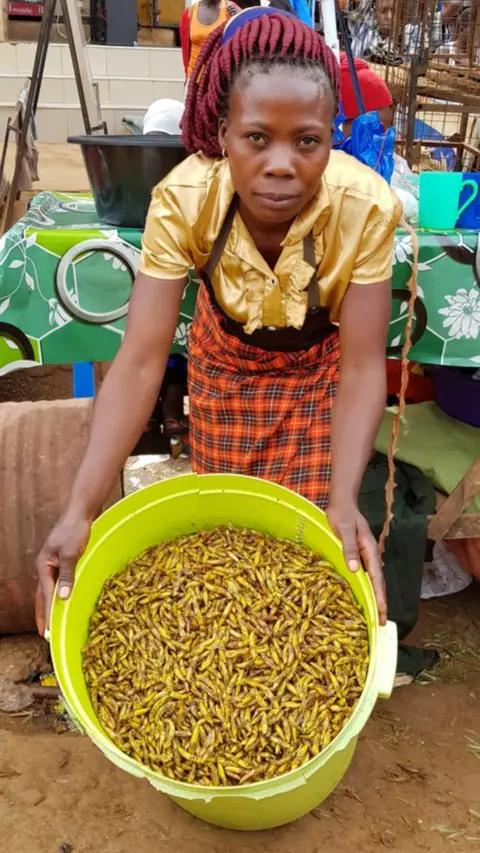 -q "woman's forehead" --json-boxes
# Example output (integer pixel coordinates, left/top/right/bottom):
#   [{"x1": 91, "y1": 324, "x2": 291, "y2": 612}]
[{"x1": 229, "y1": 71, "x2": 334, "y2": 121}]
